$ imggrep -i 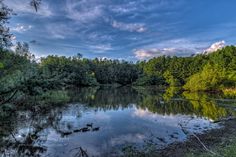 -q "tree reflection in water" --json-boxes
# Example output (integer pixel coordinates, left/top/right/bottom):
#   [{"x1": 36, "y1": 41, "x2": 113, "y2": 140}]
[{"x1": 0, "y1": 87, "x2": 235, "y2": 156}]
